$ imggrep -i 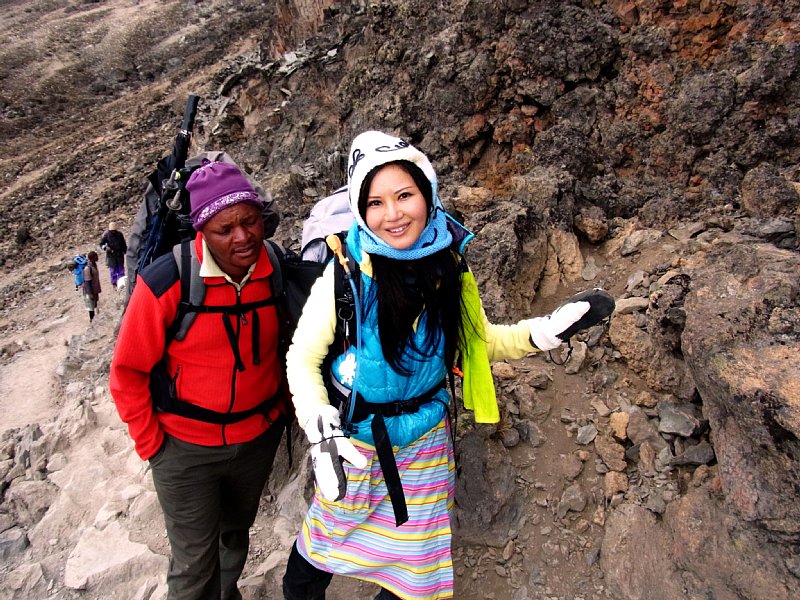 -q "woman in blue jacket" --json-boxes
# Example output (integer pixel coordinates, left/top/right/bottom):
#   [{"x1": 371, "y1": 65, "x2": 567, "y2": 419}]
[{"x1": 283, "y1": 131, "x2": 613, "y2": 600}]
